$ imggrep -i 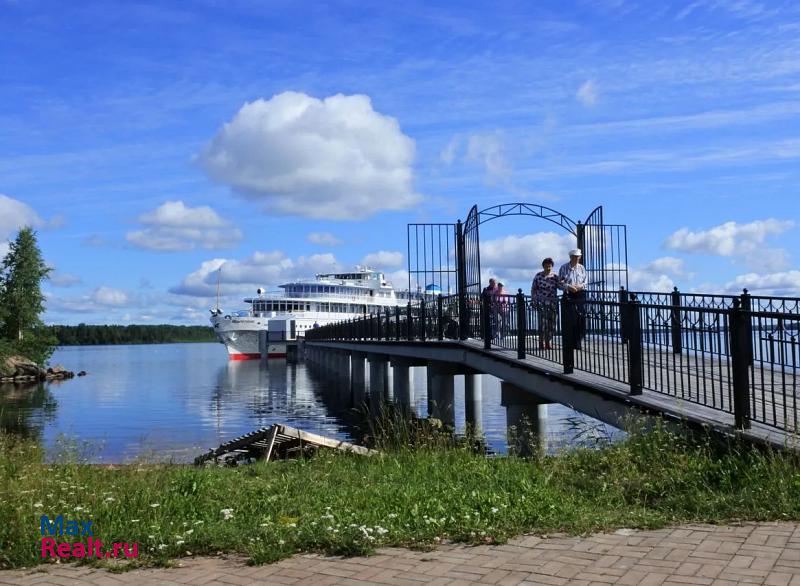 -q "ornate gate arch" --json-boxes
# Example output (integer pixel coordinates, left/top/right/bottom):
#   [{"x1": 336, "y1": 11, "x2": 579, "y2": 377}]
[{"x1": 407, "y1": 202, "x2": 628, "y2": 303}]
